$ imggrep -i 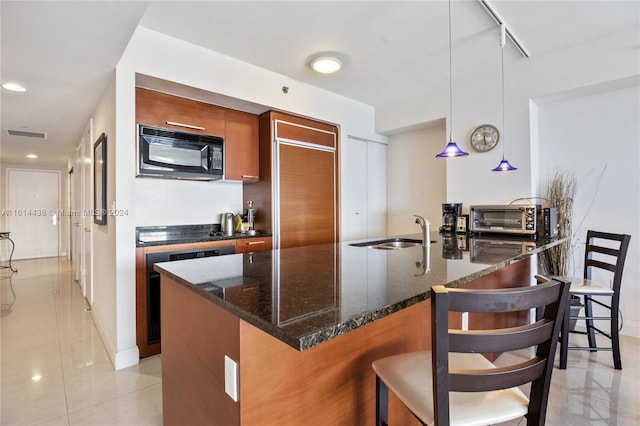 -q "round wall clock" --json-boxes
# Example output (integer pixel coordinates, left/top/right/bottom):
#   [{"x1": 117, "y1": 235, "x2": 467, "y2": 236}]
[{"x1": 470, "y1": 124, "x2": 500, "y2": 152}]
